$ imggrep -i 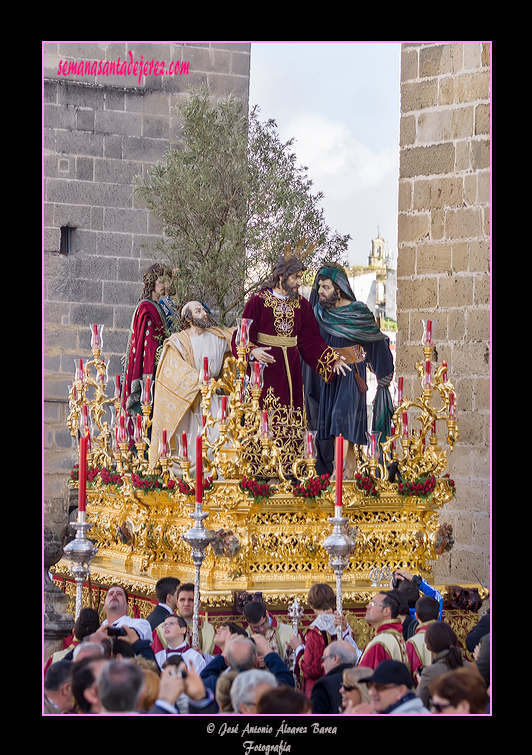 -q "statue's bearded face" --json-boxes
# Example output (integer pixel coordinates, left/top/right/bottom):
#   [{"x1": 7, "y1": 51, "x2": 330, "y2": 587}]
[
  {"x1": 183, "y1": 301, "x2": 210, "y2": 329},
  {"x1": 280, "y1": 272, "x2": 303, "y2": 300},
  {"x1": 317, "y1": 277, "x2": 340, "y2": 309}
]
